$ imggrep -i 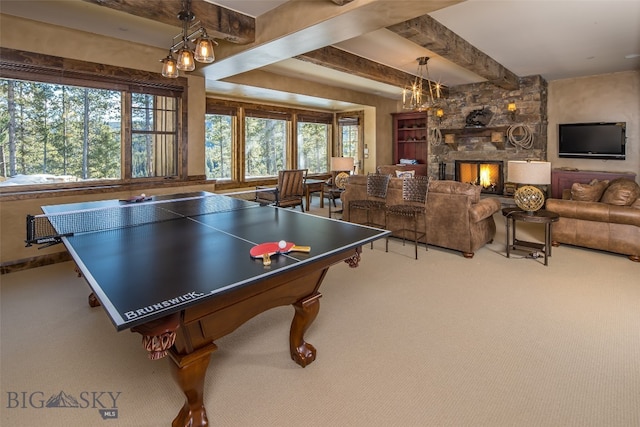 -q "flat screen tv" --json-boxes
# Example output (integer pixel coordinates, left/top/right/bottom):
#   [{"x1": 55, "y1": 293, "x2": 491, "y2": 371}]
[{"x1": 558, "y1": 122, "x2": 626, "y2": 160}]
